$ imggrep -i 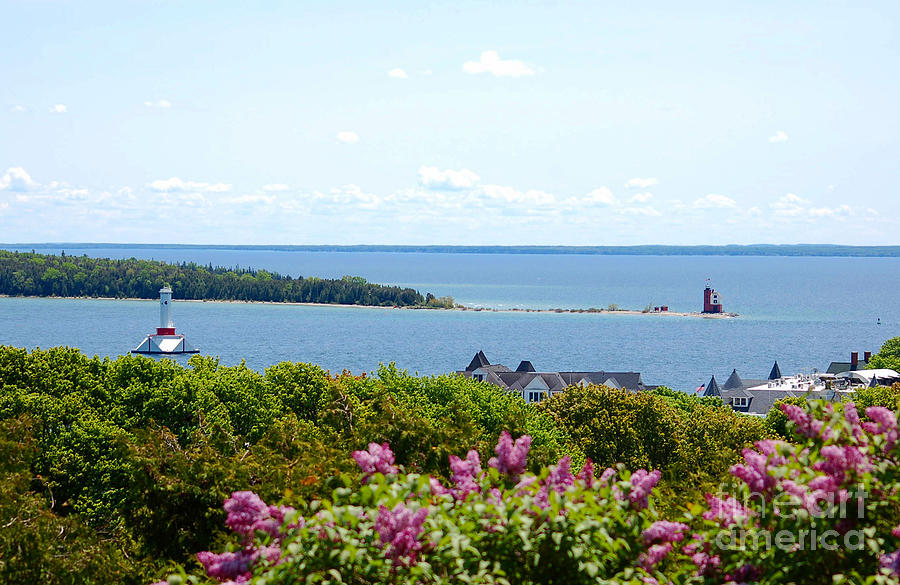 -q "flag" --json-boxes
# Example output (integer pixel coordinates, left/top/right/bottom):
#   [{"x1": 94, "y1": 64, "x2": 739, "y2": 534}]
[{"x1": 695, "y1": 384, "x2": 705, "y2": 394}]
